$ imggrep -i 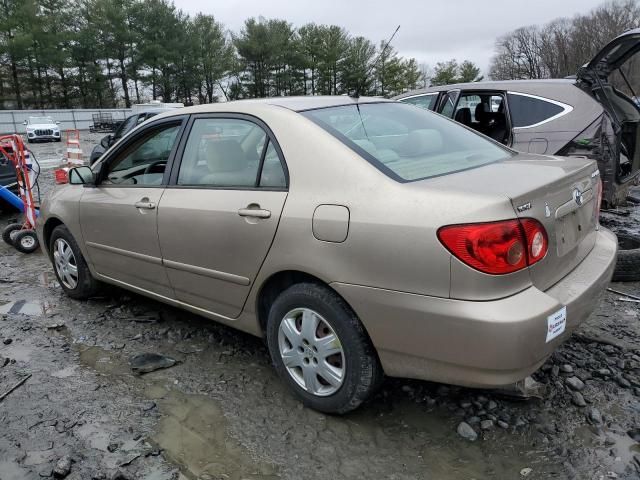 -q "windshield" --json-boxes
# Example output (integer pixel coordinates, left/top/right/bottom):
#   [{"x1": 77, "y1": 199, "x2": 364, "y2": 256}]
[
  {"x1": 28, "y1": 116, "x2": 54, "y2": 124},
  {"x1": 302, "y1": 102, "x2": 512, "y2": 182}
]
